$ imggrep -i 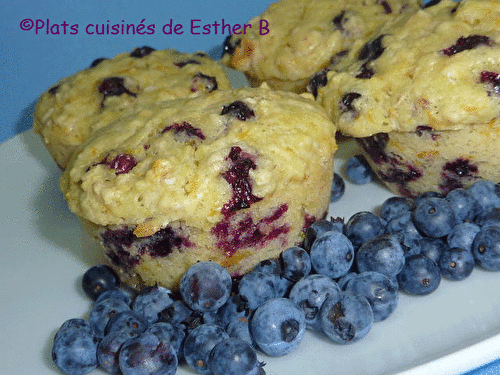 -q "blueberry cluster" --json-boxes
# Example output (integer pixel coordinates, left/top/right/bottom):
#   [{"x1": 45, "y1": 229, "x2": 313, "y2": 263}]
[{"x1": 52, "y1": 181, "x2": 500, "y2": 375}]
